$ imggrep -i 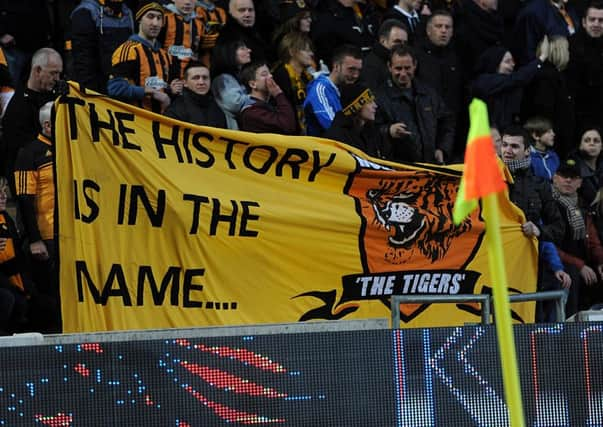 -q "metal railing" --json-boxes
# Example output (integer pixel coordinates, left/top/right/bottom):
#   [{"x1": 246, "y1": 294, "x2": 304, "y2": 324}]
[
  {"x1": 390, "y1": 294, "x2": 491, "y2": 326},
  {"x1": 509, "y1": 290, "x2": 566, "y2": 323},
  {"x1": 390, "y1": 290, "x2": 567, "y2": 327}
]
